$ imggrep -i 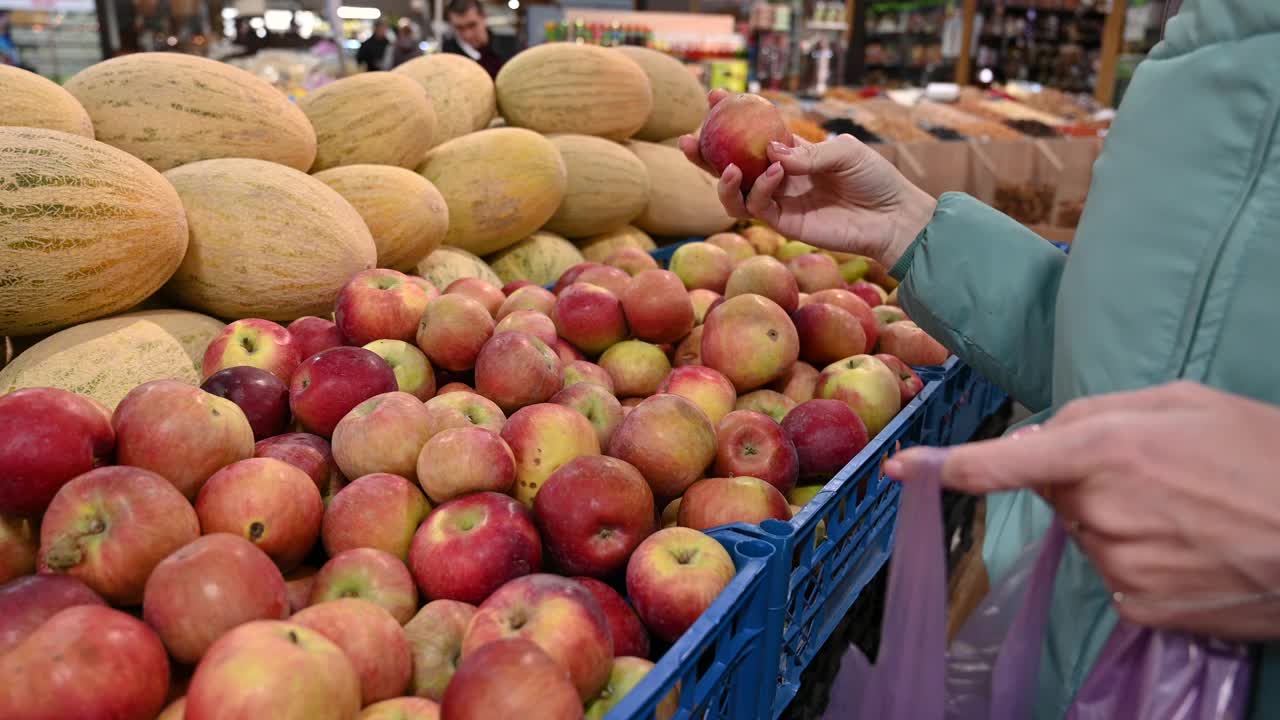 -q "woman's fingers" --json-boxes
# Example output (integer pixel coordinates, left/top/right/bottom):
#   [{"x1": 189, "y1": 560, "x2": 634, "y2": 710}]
[
  {"x1": 769, "y1": 134, "x2": 864, "y2": 175},
  {"x1": 716, "y1": 165, "x2": 750, "y2": 218},
  {"x1": 707, "y1": 88, "x2": 730, "y2": 109},
  {"x1": 744, "y1": 163, "x2": 784, "y2": 225}
]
